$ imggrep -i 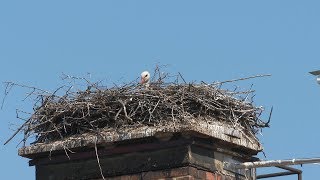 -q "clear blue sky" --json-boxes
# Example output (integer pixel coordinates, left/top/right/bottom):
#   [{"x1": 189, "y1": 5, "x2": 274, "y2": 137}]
[{"x1": 1, "y1": 1, "x2": 320, "y2": 179}]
